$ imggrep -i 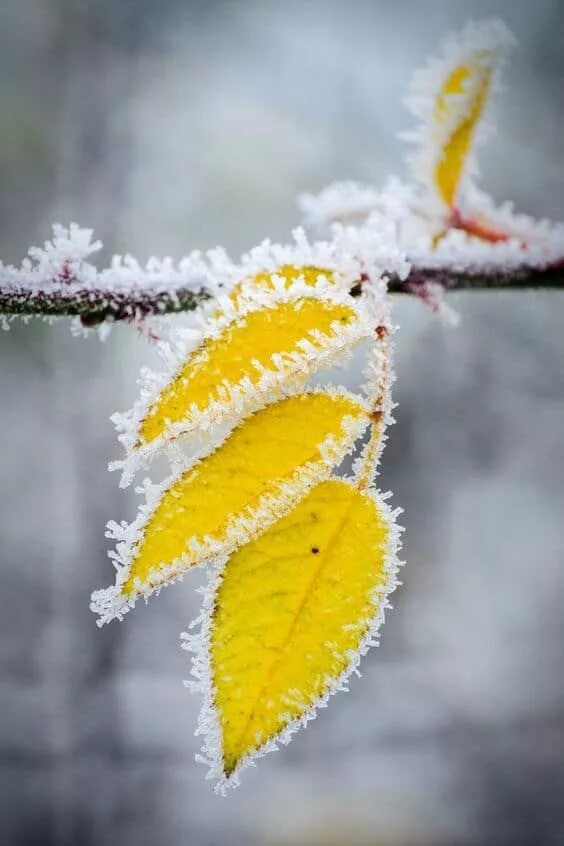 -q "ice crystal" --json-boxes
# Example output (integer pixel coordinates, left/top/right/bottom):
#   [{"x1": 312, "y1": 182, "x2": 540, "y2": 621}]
[{"x1": 0, "y1": 223, "x2": 214, "y2": 295}]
